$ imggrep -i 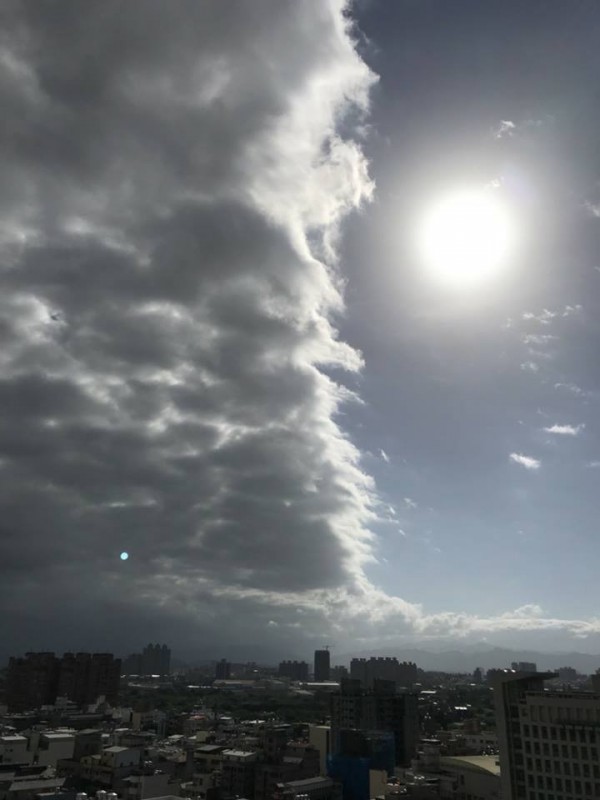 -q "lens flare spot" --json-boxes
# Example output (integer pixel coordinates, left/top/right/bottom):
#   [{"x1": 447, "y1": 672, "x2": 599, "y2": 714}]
[{"x1": 120, "y1": 551, "x2": 129, "y2": 561}]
